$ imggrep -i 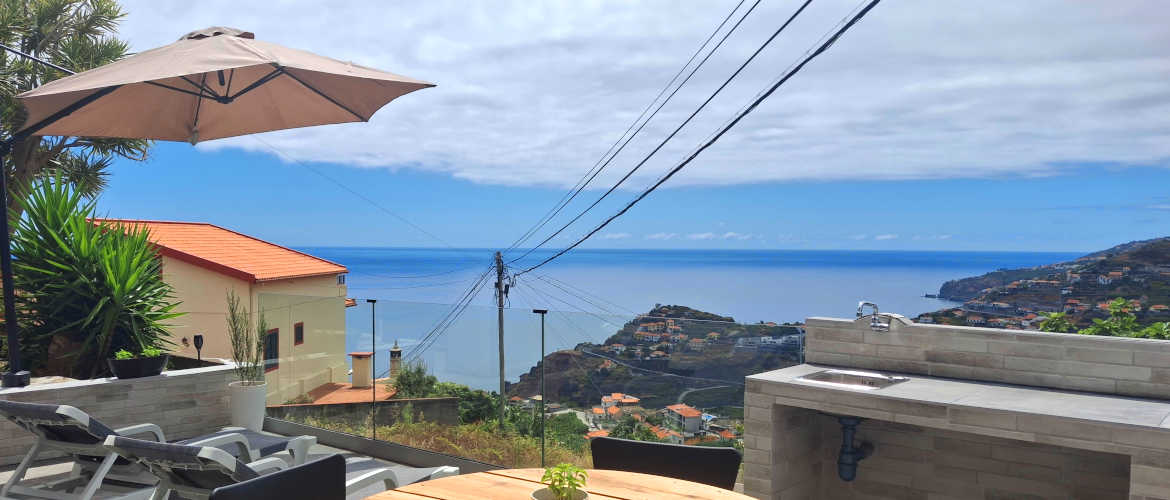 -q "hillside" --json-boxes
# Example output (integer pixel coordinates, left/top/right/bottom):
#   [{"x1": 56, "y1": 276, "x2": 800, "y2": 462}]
[
  {"x1": 506, "y1": 305, "x2": 801, "y2": 410},
  {"x1": 926, "y1": 236, "x2": 1170, "y2": 329},
  {"x1": 939, "y1": 237, "x2": 1170, "y2": 302}
]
